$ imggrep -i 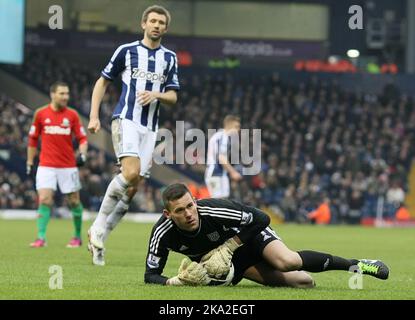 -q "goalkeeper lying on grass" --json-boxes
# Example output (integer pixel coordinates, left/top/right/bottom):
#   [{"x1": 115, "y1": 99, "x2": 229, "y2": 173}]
[{"x1": 144, "y1": 183, "x2": 389, "y2": 287}]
